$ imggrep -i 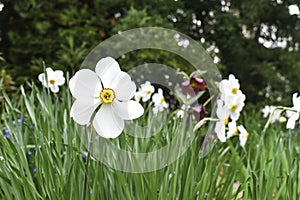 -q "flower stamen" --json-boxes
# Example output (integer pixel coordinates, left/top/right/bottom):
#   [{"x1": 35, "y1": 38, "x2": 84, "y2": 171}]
[
  {"x1": 224, "y1": 117, "x2": 229, "y2": 125},
  {"x1": 231, "y1": 88, "x2": 238, "y2": 94},
  {"x1": 49, "y1": 79, "x2": 55, "y2": 85},
  {"x1": 100, "y1": 88, "x2": 115, "y2": 104},
  {"x1": 234, "y1": 128, "x2": 239, "y2": 135},
  {"x1": 245, "y1": 132, "x2": 250, "y2": 138},
  {"x1": 231, "y1": 104, "x2": 237, "y2": 112}
]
